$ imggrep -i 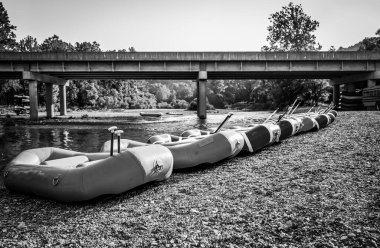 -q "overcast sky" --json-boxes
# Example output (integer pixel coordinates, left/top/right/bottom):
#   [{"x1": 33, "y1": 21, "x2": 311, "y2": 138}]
[{"x1": 2, "y1": 0, "x2": 380, "y2": 51}]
